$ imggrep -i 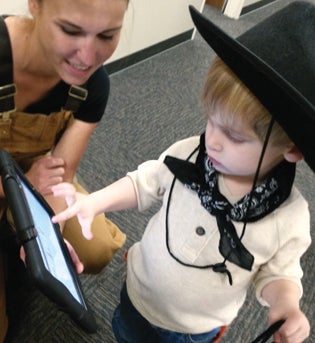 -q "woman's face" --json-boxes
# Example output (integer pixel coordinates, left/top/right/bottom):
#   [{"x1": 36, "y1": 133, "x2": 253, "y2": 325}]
[{"x1": 29, "y1": 0, "x2": 127, "y2": 85}]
